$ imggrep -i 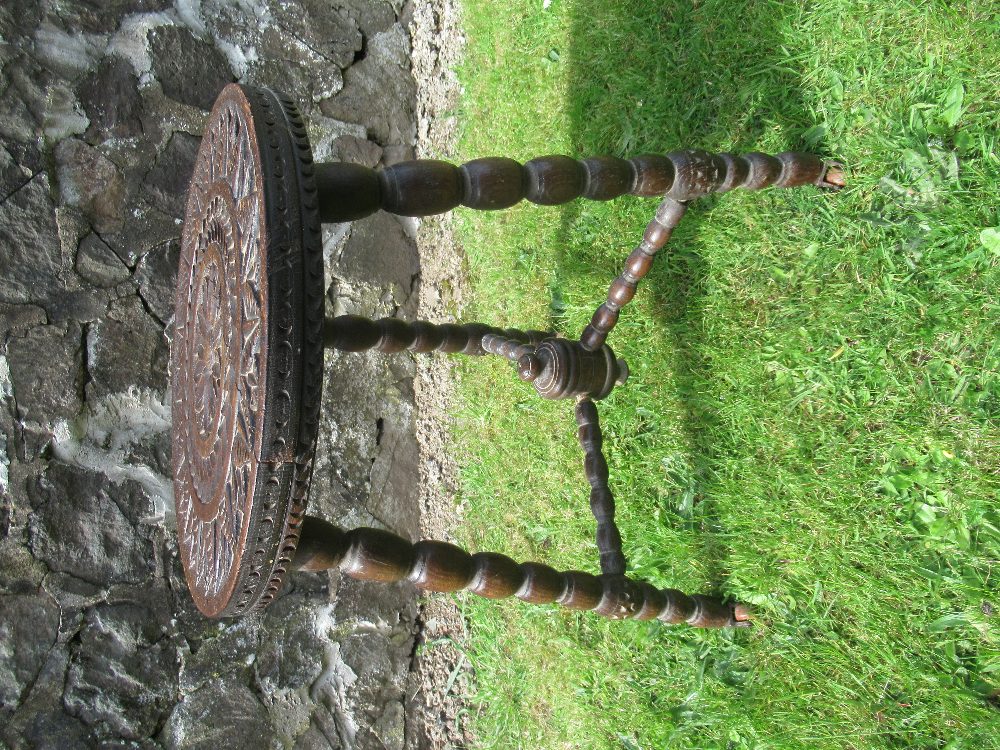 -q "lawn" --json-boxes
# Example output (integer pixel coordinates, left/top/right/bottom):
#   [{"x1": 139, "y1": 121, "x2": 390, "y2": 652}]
[{"x1": 435, "y1": 1, "x2": 1000, "y2": 748}]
